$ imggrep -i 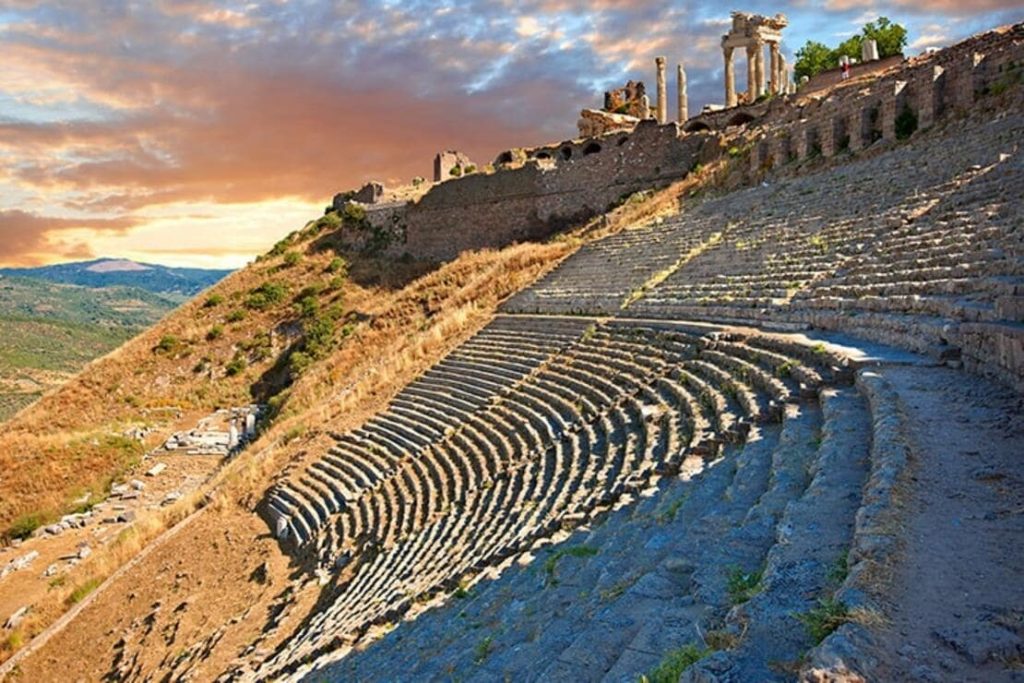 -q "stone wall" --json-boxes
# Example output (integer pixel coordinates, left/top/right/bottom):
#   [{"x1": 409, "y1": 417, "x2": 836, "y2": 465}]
[
  {"x1": 748, "y1": 23, "x2": 1024, "y2": 173},
  {"x1": 799, "y1": 54, "x2": 904, "y2": 96},
  {"x1": 364, "y1": 121, "x2": 716, "y2": 261}
]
